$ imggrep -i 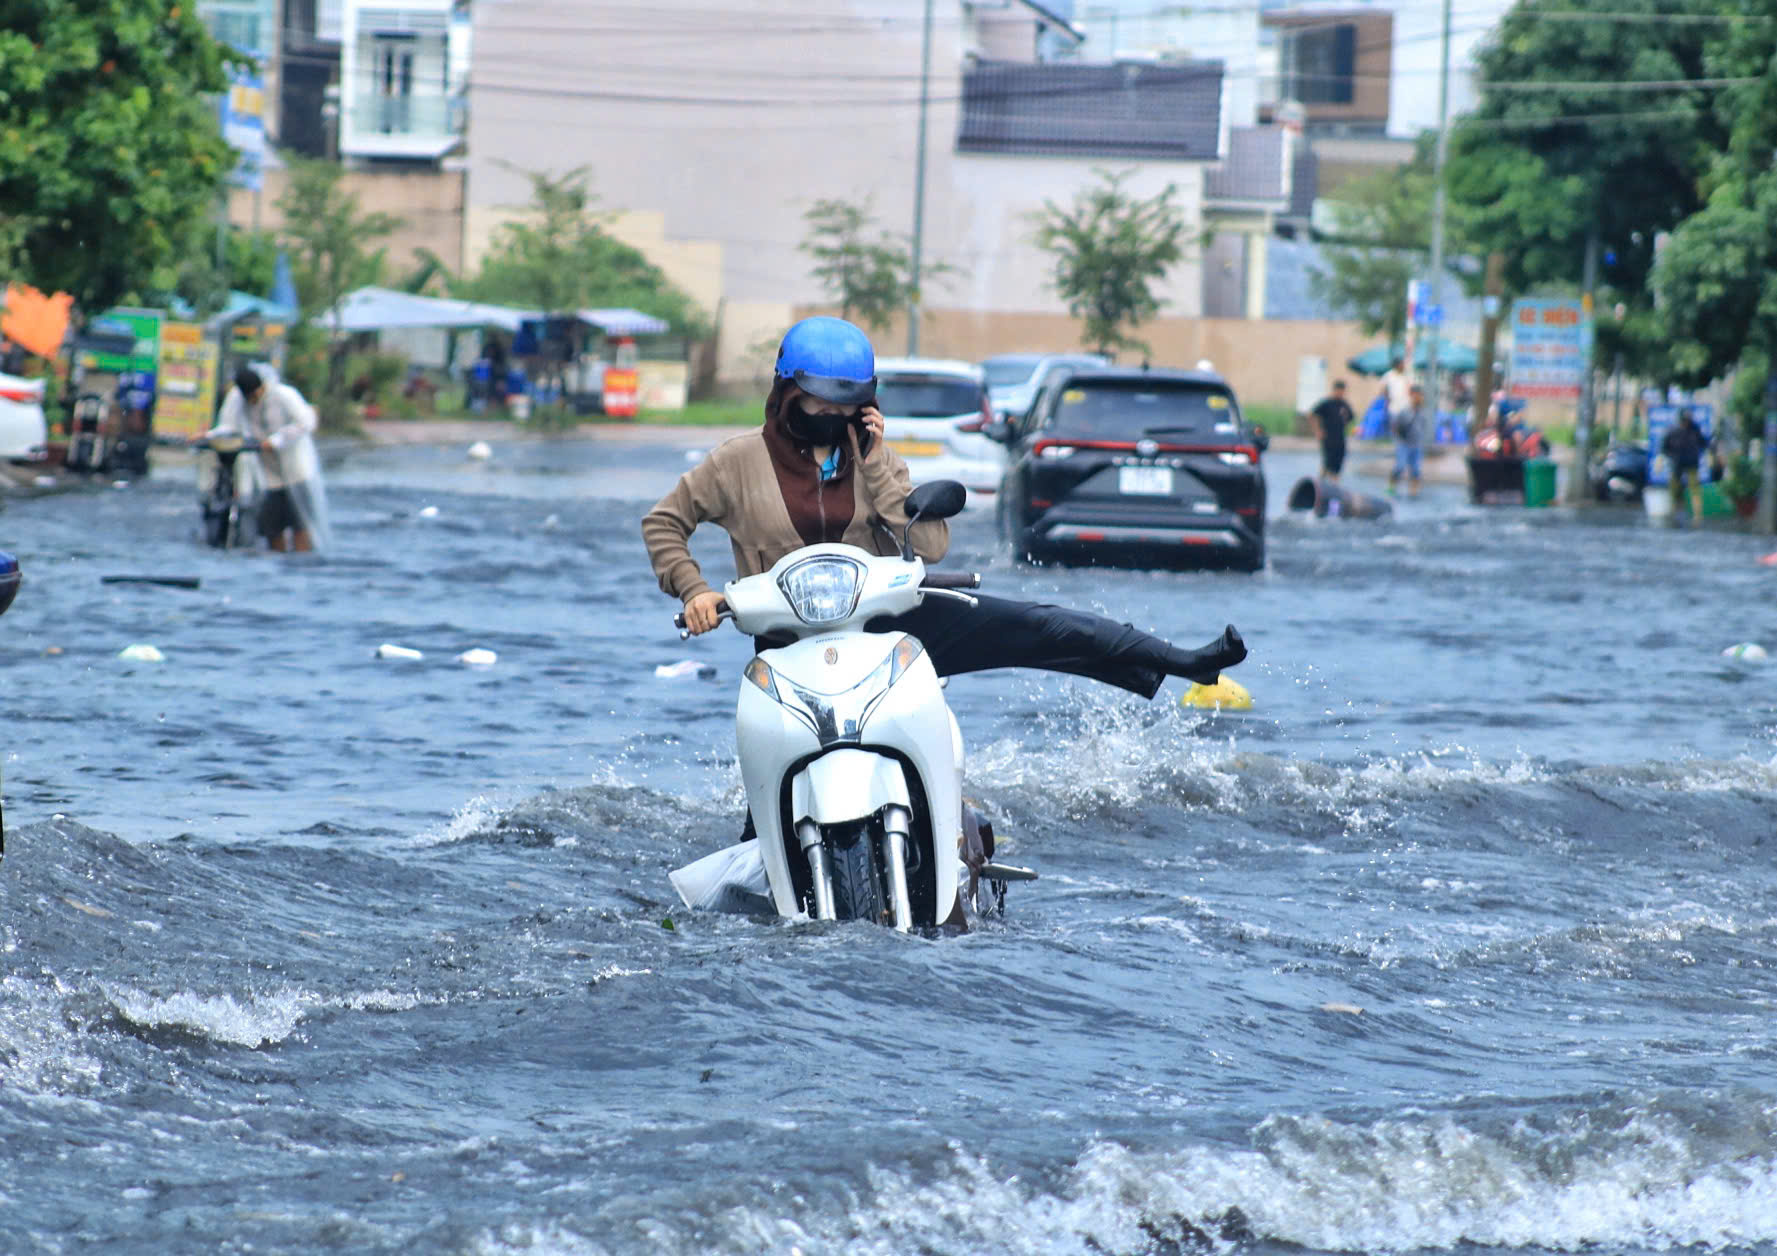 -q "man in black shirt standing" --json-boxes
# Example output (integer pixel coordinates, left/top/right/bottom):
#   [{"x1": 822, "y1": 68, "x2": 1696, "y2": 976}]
[{"x1": 1311, "y1": 379, "x2": 1355, "y2": 482}]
